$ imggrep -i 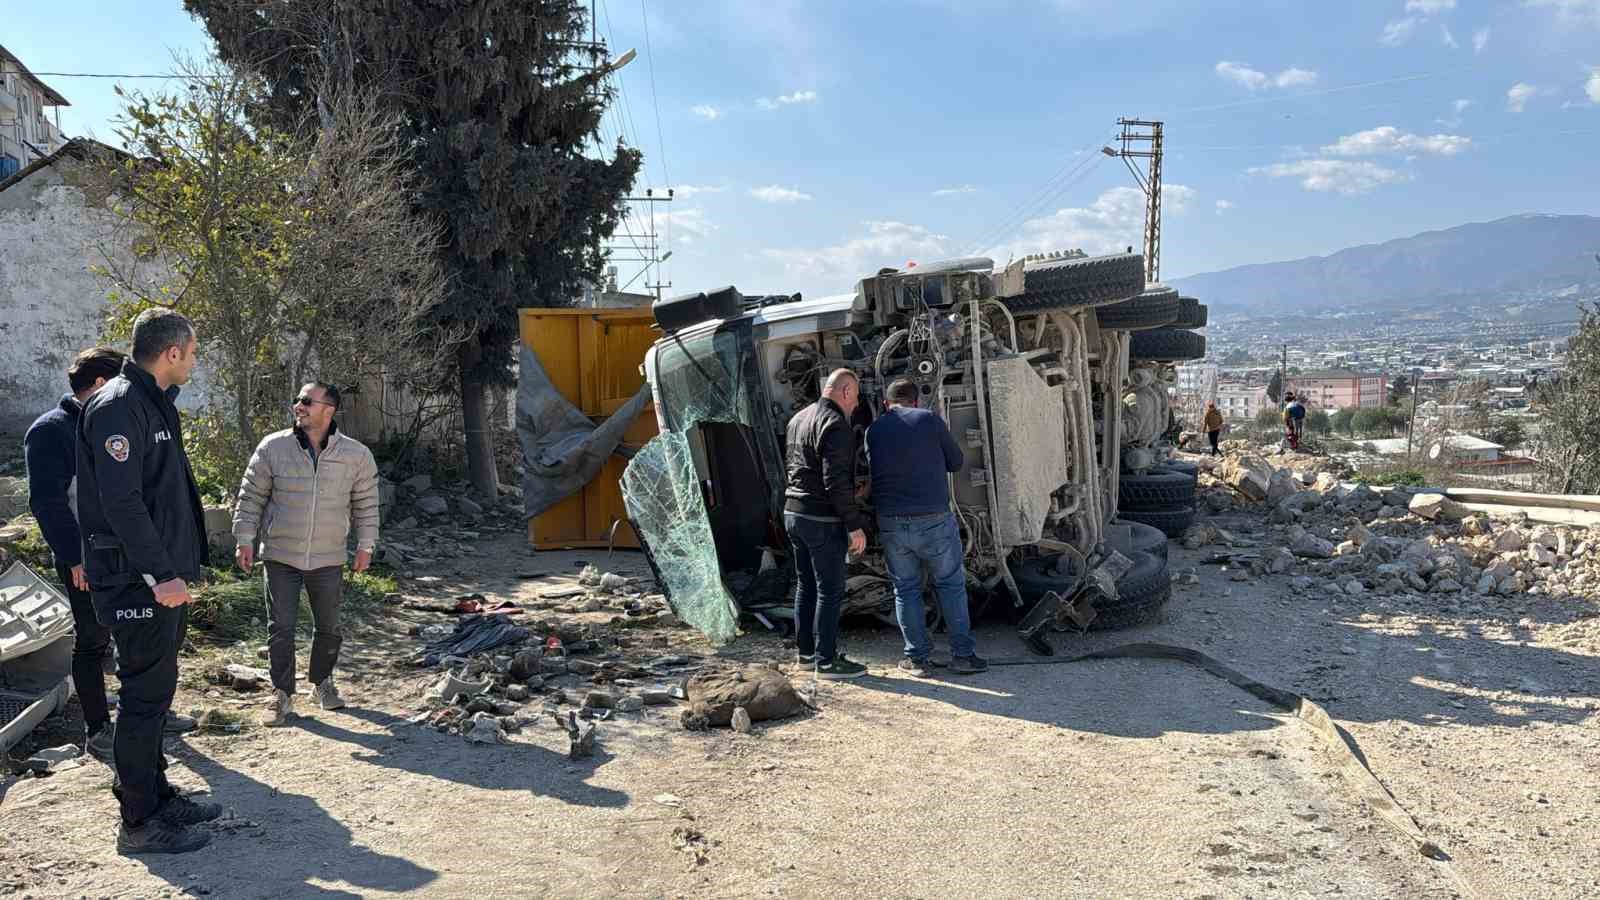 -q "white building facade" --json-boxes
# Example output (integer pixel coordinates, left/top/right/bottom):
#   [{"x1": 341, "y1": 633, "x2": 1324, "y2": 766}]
[{"x1": 0, "y1": 45, "x2": 69, "y2": 180}]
